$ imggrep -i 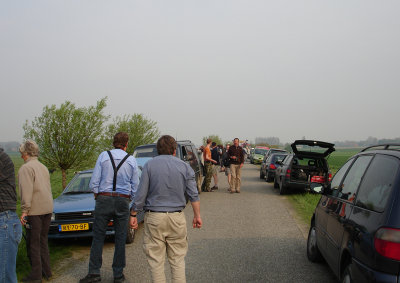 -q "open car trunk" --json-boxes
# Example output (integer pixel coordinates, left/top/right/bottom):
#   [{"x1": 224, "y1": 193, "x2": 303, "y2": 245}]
[{"x1": 290, "y1": 157, "x2": 330, "y2": 184}]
